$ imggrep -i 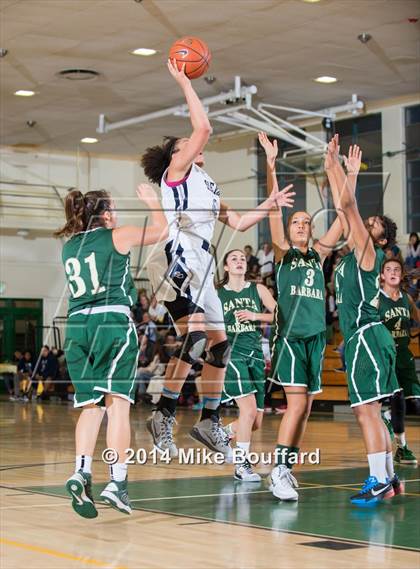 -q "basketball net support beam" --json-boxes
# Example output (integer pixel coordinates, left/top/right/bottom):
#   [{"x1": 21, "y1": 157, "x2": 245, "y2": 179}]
[{"x1": 97, "y1": 77, "x2": 364, "y2": 154}]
